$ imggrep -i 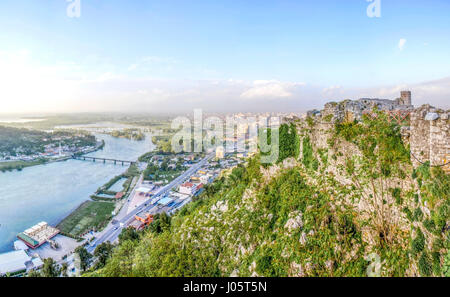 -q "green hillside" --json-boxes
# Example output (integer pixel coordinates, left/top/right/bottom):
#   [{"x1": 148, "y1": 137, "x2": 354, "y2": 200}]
[{"x1": 87, "y1": 117, "x2": 449, "y2": 277}]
